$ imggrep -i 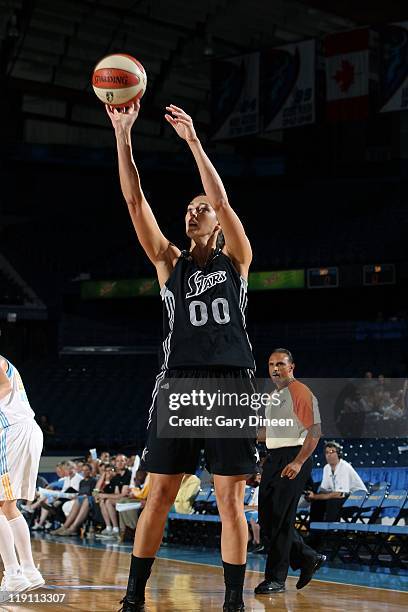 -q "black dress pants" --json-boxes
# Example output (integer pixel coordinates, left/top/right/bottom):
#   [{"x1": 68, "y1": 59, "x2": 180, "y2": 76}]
[{"x1": 258, "y1": 446, "x2": 317, "y2": 583}]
